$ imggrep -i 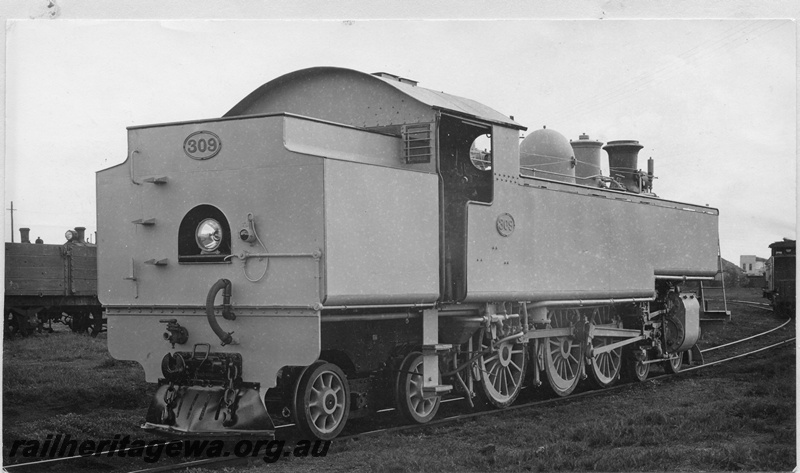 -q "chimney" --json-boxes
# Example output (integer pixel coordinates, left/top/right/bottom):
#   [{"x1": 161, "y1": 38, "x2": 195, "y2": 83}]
[
  {"x1": 603, "y1": 140, "x2": 644, "y2": 193},
  {"x1": 75, "y1": 227, "x2": 86, "y2": 243},
  {"x1": 19, "y1": 227, "x2": 31, "y2": 244}
]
